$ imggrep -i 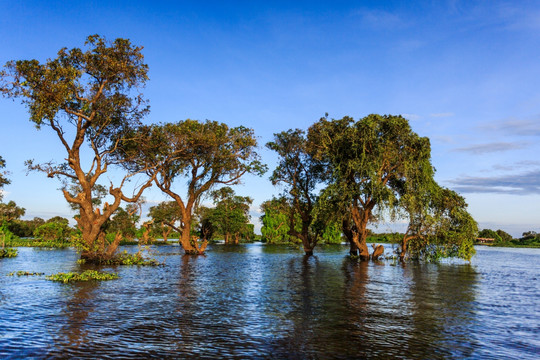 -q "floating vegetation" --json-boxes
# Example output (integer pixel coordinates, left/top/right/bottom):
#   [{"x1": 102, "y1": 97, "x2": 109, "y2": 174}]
[
  {"x1": 0, "y1": 248, "x2": 18, "y2": 258},
  {"x1": 46, "y1": 270, "x2": 119, "y2": 283},
  {"x1": 8, "y1": 271, "x2": 44, "y2": 276},
  {"x1": 85, "y1": 250, "x2": 161, "y2": 266}
]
